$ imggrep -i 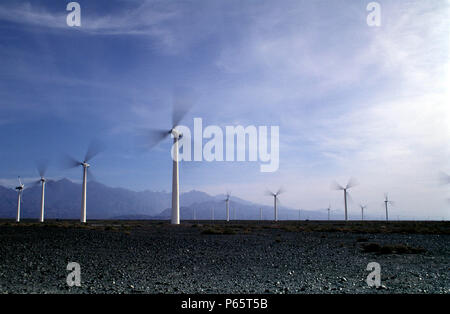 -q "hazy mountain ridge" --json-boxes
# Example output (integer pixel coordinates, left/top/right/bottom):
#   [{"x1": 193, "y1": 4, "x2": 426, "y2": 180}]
[{"x1": 0, "y1": 178, "x2": 329, "y2": 220}]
